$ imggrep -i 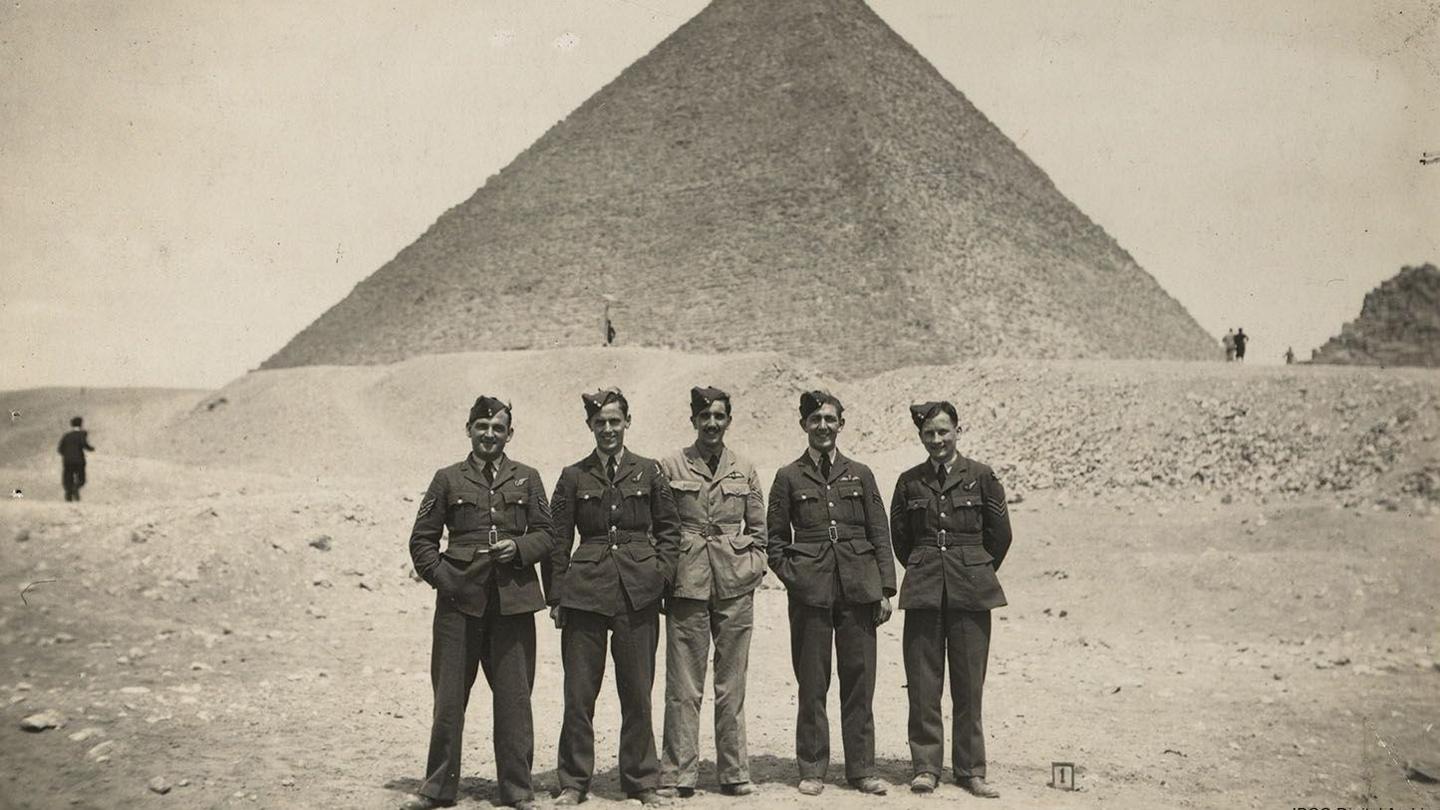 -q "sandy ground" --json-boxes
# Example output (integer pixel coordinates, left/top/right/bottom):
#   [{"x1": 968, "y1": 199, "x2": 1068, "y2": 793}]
[{"x1": 1, "y1": 354, "x2": 1437, "y2": 809}]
